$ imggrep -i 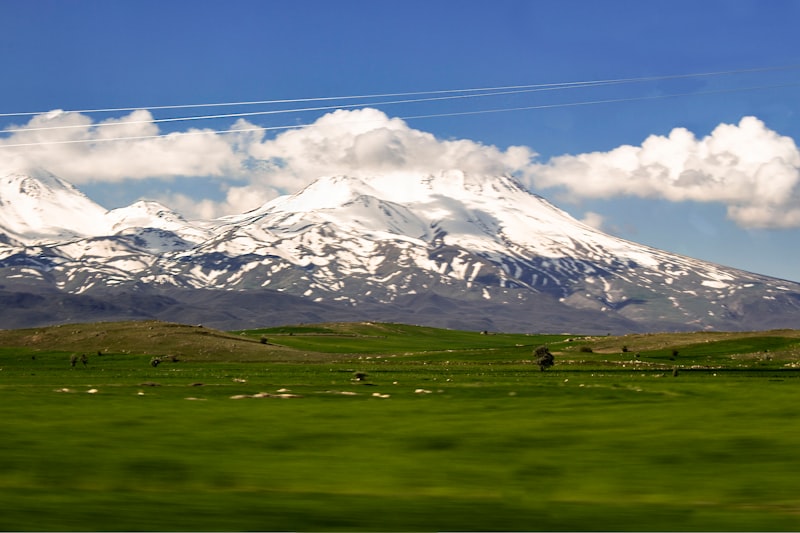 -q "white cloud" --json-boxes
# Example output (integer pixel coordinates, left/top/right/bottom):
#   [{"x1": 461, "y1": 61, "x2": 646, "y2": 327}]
[
  {"x1": 0, "y1": 109, "x2": 251, "y2": 183},
  {"x1": 1, "y1": 107, "x2": 535, "y2": 218},
  {"x1": 246, "y1": 108, "x2": 536, "y2": 192},
  {"x1": 4, "y1": 108, "x2": 800, "y2": 228},
  {"x1": 579, "y1": 211, "x2": 606, "y2": 230},
  {"x1": 152, "y1": 193, "x2": 222, "y2": 222},
  {"x1": 525, "y1": 116, "x2": 800, "y2": 229}
]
